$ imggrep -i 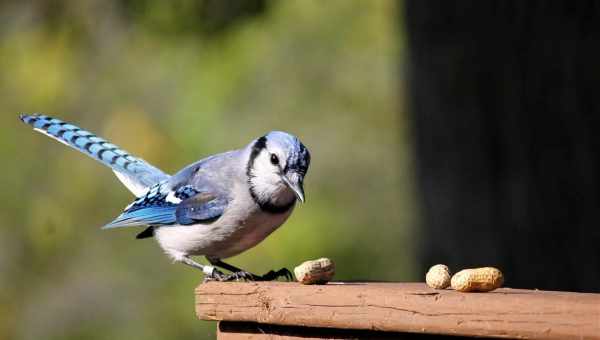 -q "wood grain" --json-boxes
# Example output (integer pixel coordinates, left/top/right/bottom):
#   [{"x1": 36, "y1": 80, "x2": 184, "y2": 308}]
[{"x1": 196, "y1": 282, "x2": 600, "y2": 339}]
